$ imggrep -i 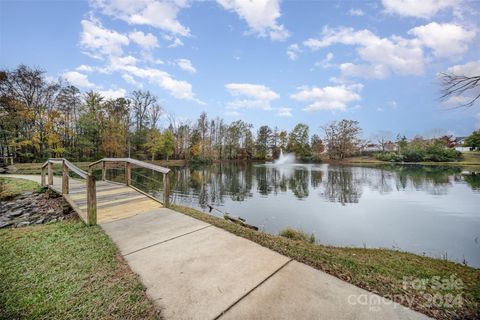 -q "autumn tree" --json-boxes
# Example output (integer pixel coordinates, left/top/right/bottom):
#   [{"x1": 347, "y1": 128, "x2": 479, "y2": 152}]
[
  {"x1": 145, "y1": 128, "x2": 163, "y2": 161},
  {"x1": 310, "y1": 134, "x2": 324, "y2": 161},
  {"x1": 287, "y1": 123, "x2": 310, "y2": 159},
  {"x1": 255, "y1": 125, "x2": 272, "y2": 160},
  {"x1": 322, "y1": 120, "x2": 362, "y2": 160}
]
